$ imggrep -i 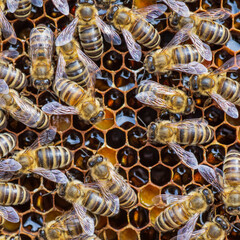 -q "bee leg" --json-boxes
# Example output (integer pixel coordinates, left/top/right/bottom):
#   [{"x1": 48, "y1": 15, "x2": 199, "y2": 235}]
[{"x1": 203, "y1": 97, "x2": 213, "y2": 108}]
